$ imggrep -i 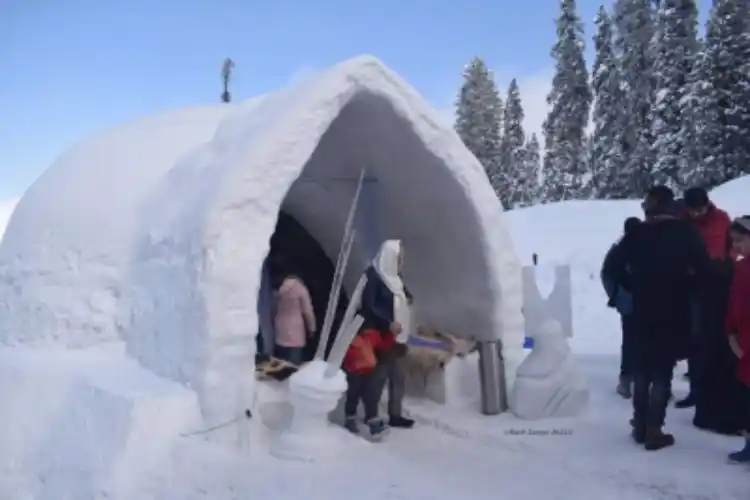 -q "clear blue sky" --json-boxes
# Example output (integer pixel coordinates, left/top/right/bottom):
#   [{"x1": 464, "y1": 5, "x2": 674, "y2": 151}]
[{"x1": 0, "y1": 0, "x2": 712, "y2": 199}]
